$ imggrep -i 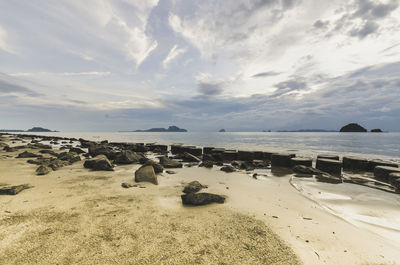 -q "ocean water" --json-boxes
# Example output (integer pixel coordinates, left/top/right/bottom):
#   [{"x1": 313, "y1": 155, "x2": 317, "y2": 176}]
[{"x1": 15, "y1": 131, "x2": 400, "y2": 160}]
